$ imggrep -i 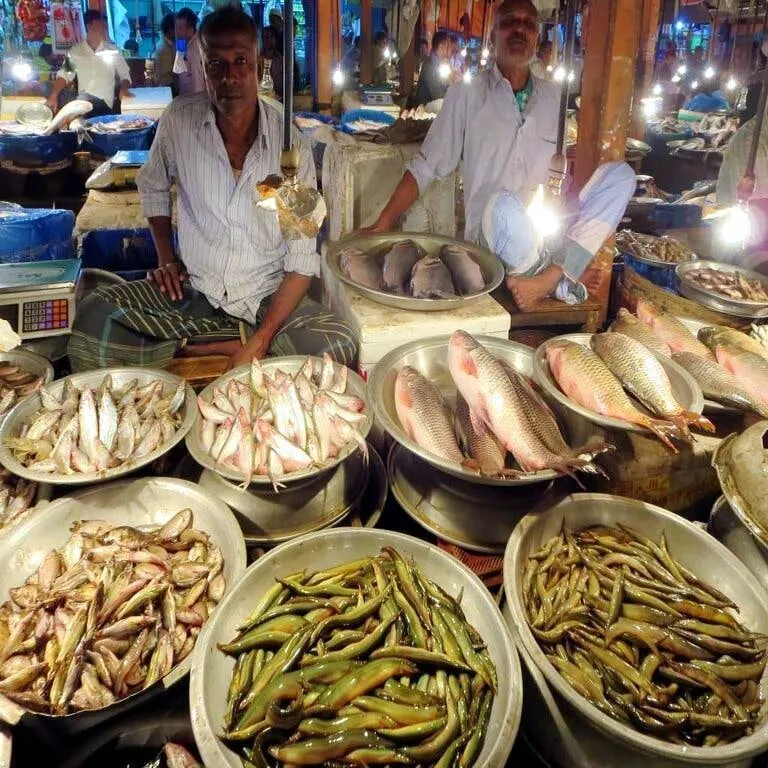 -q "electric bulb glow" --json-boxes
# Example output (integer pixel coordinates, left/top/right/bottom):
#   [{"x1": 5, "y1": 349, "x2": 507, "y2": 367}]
[
  {"x1": 460, "y1": 48, "x2": 467, "y2": 57},
  {"x1": 482, "y1": 47, "x2": 489, "y2": 59},
  {"x1": 727, "y1": 77, "x2": 738, "y2": 91},
  {"x1": 438, "y1": 62, "x2": 451, "y2": 80},
  {"x1": 677, "y1": 64, "x2": 687, "y2": 76},
  {"x1": 480, "y1": 58, "x2": 487, "y2": 66},
  {"x1": 332, "y1": 67, "x2": 344, "y2": 86},
  {"x1": 691, "y1": 80, "x2": 699, "y2": 89},
  {"x1": 11, "y1": 60, "x2": 32, "y2": 80},
  {"x1": 719, "y1": 203, "x2": 751, "y2": 246},
  {"x1": 463, "y1": 70, "x2": 472, "y2": 83},
  {"x1": 554, "y1": 66, "x2": 566, "y2": 82},
  {"x1": 527, "y1": 184, "x2": 561, "y2": 238},
  {"x1": 675, "y1": 20, "x2": 684, "y2": 31},
  {"x1": 671, "y1": 74, "x2": 681, "y2": 84},
  {"x1": 704, "y1": 66, "x2": 715, "y2": 79},
  {"x1": 652, "y1": 82, "x2": 662, "y2": 95}
]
